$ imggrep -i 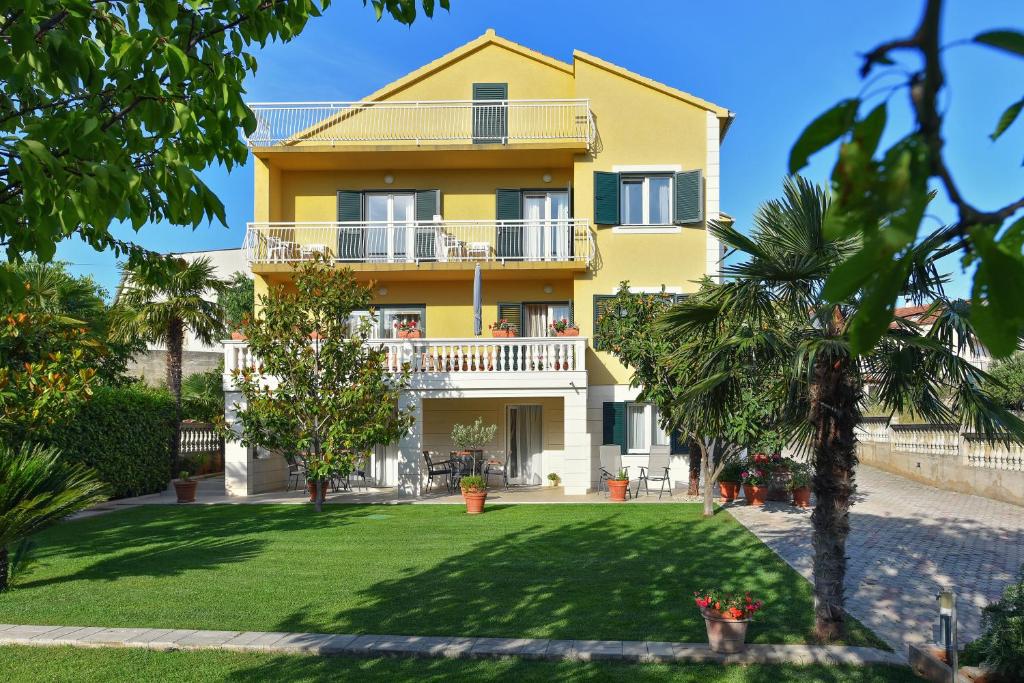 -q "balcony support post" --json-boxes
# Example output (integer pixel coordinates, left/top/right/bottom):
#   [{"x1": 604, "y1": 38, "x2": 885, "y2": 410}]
[{"x1": 396, "y1": 393, "x2": 424, "y2": 497}]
